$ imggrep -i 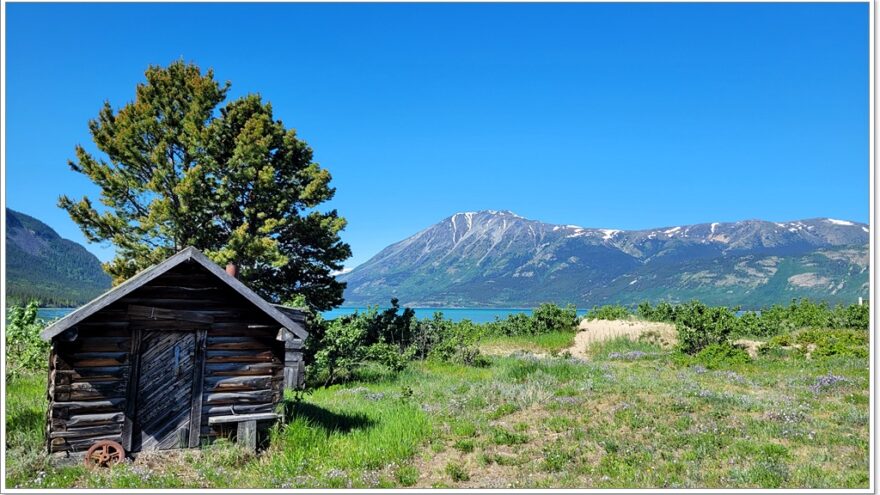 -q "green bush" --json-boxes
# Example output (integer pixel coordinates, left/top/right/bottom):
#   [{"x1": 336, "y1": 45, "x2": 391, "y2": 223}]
[
  {"x1": 637, "y1": 299, "x2": 868, "y2": 339},
  {"x1": 585, "y1": 304, "x2": 631, "y2": 321},
  {"x1": 531, "y1": 303, "x2": 579, "y2": 333},
  {"x1": 637, "y1": 301, "x2": 677, "y2": 322},
  {"x1": 485, "y1": 303, "x2": 578, "y2": 336},
  {"x1": 674, "y1": 301, "x2": 740, "y2": 354},
  {"x1": 306, "y1": 302, "x2": 491, "y2": 386},
  {"x1": 420, "y1": 314, "x2": 485, "y2": 365},
  {"x1": 5, "y1": 302, "x2": 49, "y2": 378},
  {"x1": 763, "y1": 328, "x2": 868, "y2": 359},
  {"x1": 310, "y1": 313, "x2": 371, "y2": 386},
  {"x1": 693, "y1": 343, "x2": 751, "y2": 369},
  {"x1": 485, "y1": 313, "x2": 532, "y2": 336}
]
